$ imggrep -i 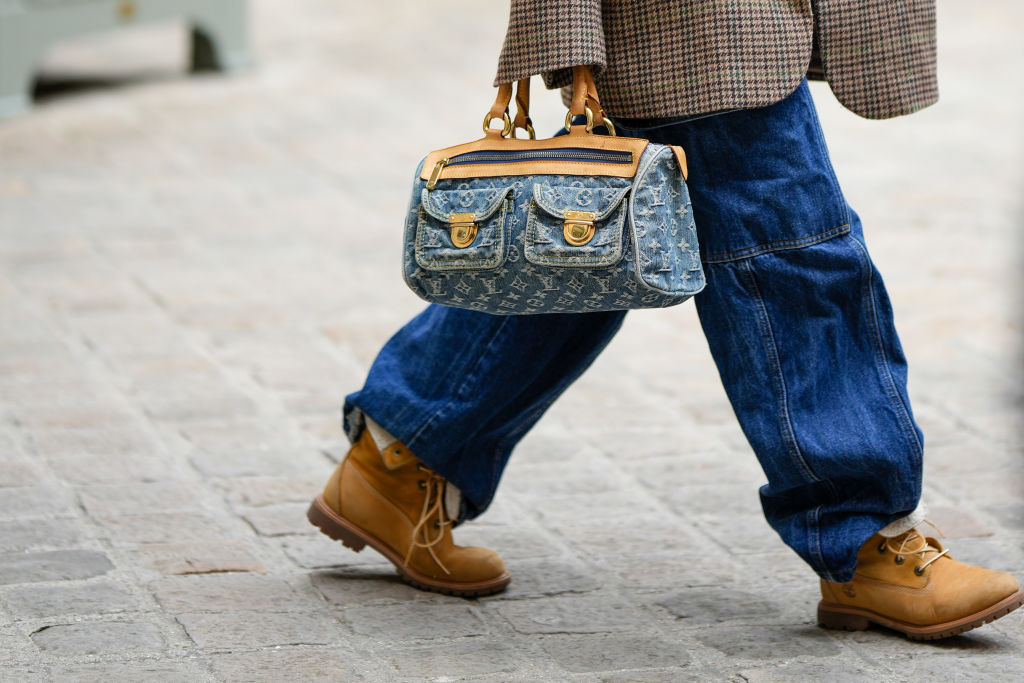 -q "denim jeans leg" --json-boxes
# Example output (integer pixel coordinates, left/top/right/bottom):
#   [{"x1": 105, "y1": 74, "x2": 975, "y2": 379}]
[
  {"x1": 693, "y1": 214, "x2": 924, "y2": 582},
  {"x1": 618, "y1": 80, "x2": 925, "y2": 582},
  {"x1": 345, "y1": 304, "x2": 626, "y2": 520}
]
